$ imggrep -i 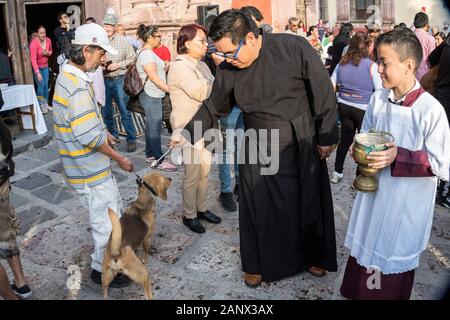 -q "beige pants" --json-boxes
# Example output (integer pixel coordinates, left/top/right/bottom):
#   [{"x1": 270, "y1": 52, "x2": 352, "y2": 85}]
[
  {"x1": 0, "y1": 181, "x2": 20, "y2": 259},
  {"x1": 182, "y1": 146, "x2": 212, "y2": 219}
]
